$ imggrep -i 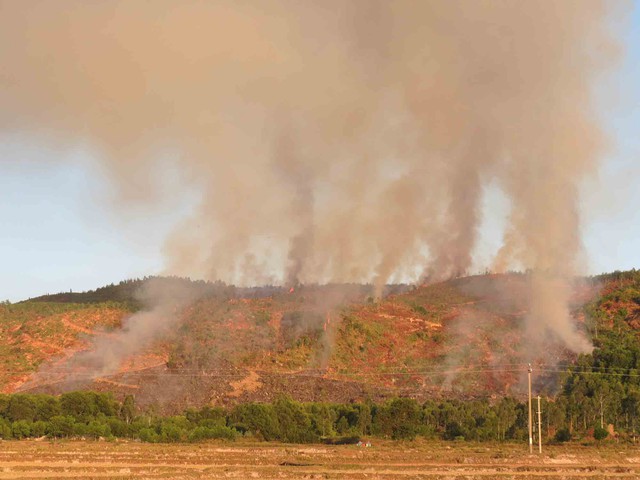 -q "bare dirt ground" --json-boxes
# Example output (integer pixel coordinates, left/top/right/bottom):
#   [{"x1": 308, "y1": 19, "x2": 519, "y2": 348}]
[{"x1": 1, "y1": 440, "x2": 639, "y2": 479}]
